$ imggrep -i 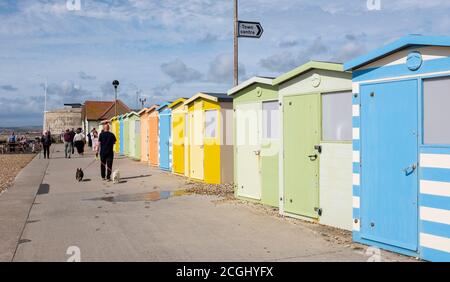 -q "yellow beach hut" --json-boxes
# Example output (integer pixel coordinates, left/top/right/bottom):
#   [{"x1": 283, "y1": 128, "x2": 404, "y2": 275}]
[
  {"x1": 168, "y1": 98, "x2": 187, "y2": 175},
  {"x1": 110, "y1": 116, "x2": 120, "y2": 153},
  {"x1": 185, "y1": 93, "x2": 234, "y2": 184}
]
